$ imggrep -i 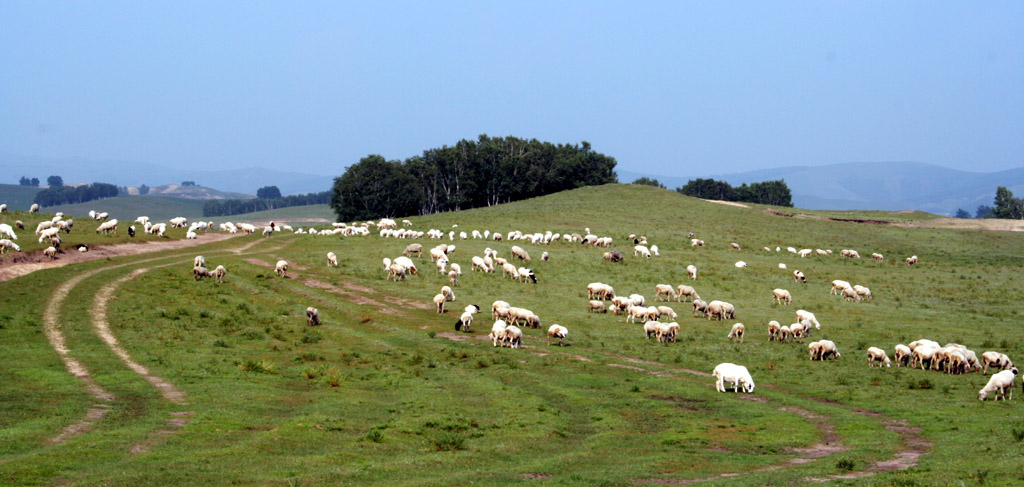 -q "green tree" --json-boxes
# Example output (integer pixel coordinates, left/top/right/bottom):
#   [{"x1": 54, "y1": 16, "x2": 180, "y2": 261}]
[
  {"x1": 632, "y1": 177, "x2": 665, "y2": 188},
  {"x1": 138, "y1": 184, "x2": 150, "y2": 195},
  {"x1": 976, "y1": 205, "x2": 994, "y2": 218},
  {"x1": 330, "y1": 155, "x2": 423, "y2": 221},
  {"x1": 30, "y1": 177, "x2": 39, "y2": 186},
  {"x1": 181, "y1": 181, "x2": 196, "y2": 186},
  {"x1": 256, "y1": 185, "x2": 282, "y2": 199},
  {"x1": 47, "y1": 175, "x2": 63, "y2": 187},
  {"x1": 19, "y1": 176, "x2": 31, "y2": 186},
  {"x1": 993, "y1": 186, "x2": 1024, "y2": 219},
  {"x1": 954, "y1": 208, "x2": 970, "y2": 219}
]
